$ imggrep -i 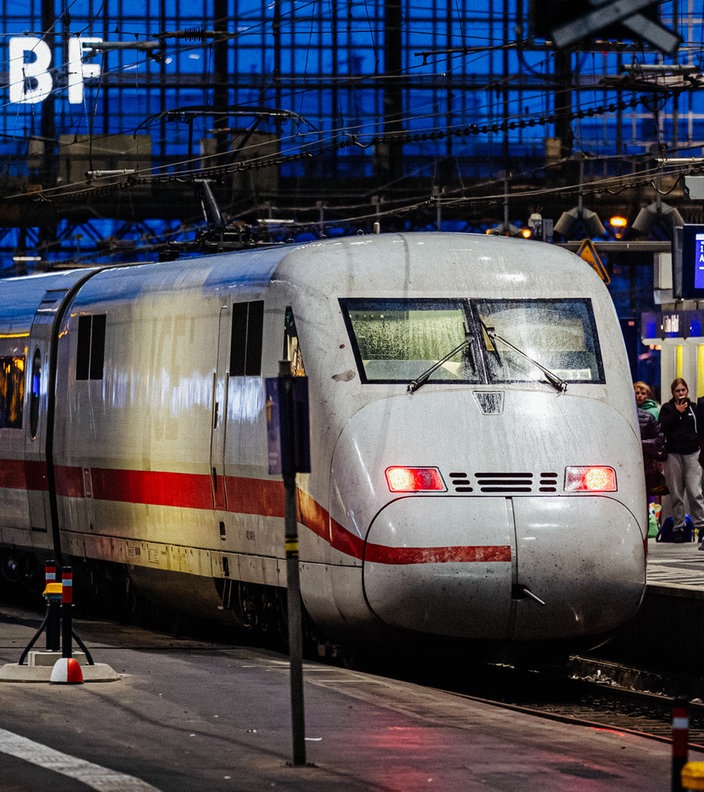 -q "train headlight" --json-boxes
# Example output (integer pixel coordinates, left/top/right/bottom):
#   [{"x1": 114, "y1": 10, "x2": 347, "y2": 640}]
[
  {"x1": 564, "y1": 466, "x2": 617, "y2": 492},
  {"x1": 385, "y1": 466, "x2": 446, "y2": 492}
]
